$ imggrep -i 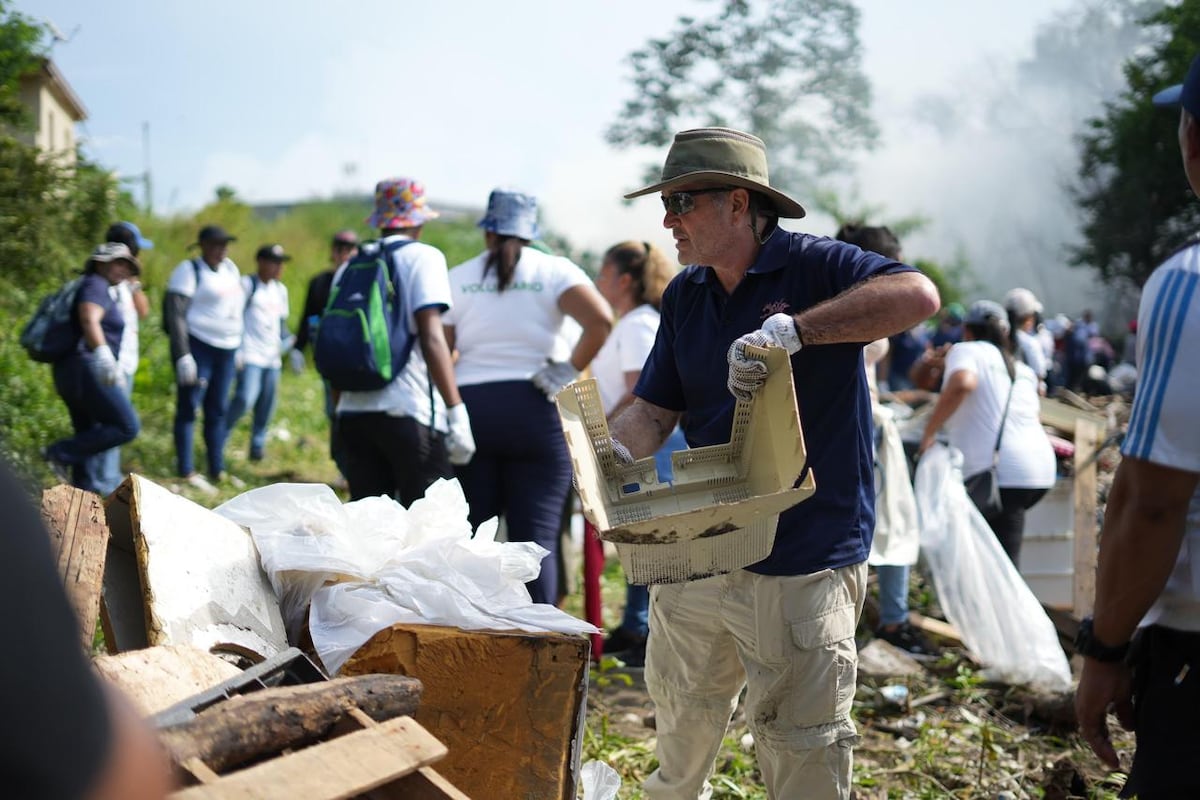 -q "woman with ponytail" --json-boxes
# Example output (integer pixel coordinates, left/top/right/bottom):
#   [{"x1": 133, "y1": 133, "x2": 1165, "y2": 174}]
[
  {"x1": 444, "y1": 189, "x2": 612, "y2": 605},
  {"x1": 918, "y1": 300, "x2": 1055, "y2": 565}
]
